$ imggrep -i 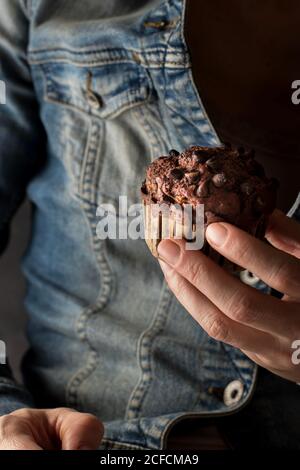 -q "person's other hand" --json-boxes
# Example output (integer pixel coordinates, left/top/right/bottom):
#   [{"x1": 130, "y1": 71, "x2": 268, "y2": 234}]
[
  {"x1": 158, "y1": 209, "x2": 300, "y2": 382},
  {"x1": 0, "y1": 407, "x2": 104, "y2": 450}
]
